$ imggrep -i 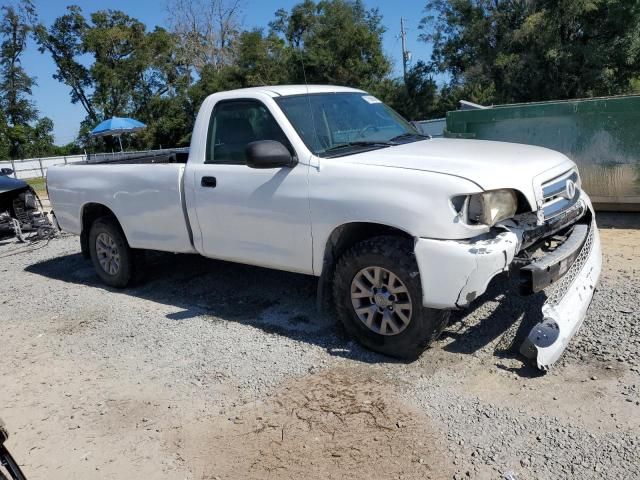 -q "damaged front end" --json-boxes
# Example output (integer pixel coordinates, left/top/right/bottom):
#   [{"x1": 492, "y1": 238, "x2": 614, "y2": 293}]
[
  {"x1": 0, "y1": 173, "x2": 54, "y2": 242},
  {"x1": 514, "y1": 203, "x2": 601, "y2": 370},
  {"x1": 415, "y1": 186, "x2": 602, "y2": 371}
]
